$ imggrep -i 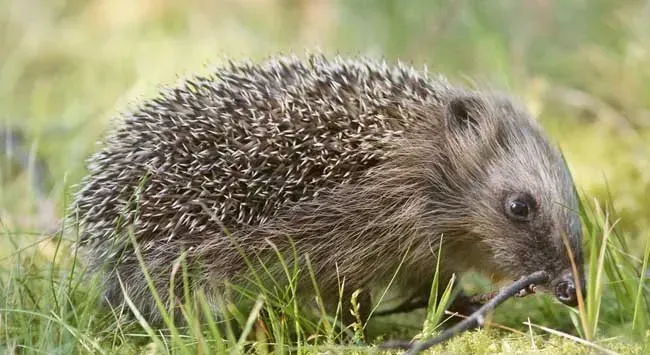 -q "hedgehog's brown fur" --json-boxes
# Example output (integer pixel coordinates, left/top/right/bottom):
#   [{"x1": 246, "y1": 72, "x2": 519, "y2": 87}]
[{"x1": 72, "y1": 54, "x2": 584, "y2": 326}]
